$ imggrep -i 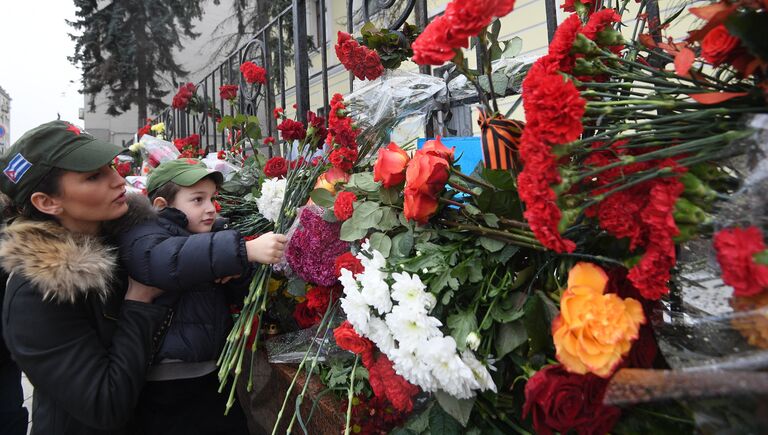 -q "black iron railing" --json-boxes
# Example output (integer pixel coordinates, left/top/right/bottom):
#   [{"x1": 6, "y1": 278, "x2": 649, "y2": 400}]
[{"x1": 155, "y1": 0, "x2": 661, "y2": 153}]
